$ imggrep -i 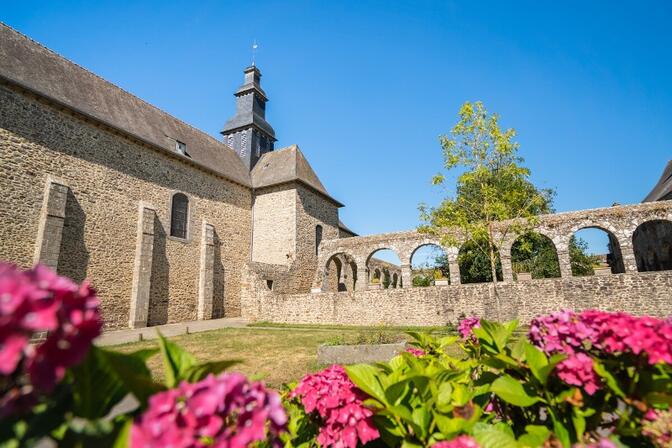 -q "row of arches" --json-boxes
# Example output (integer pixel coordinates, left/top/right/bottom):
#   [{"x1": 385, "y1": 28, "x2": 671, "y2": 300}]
[{"x1": 322, "y1": 219, "x2": 672, "y2": 292}]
